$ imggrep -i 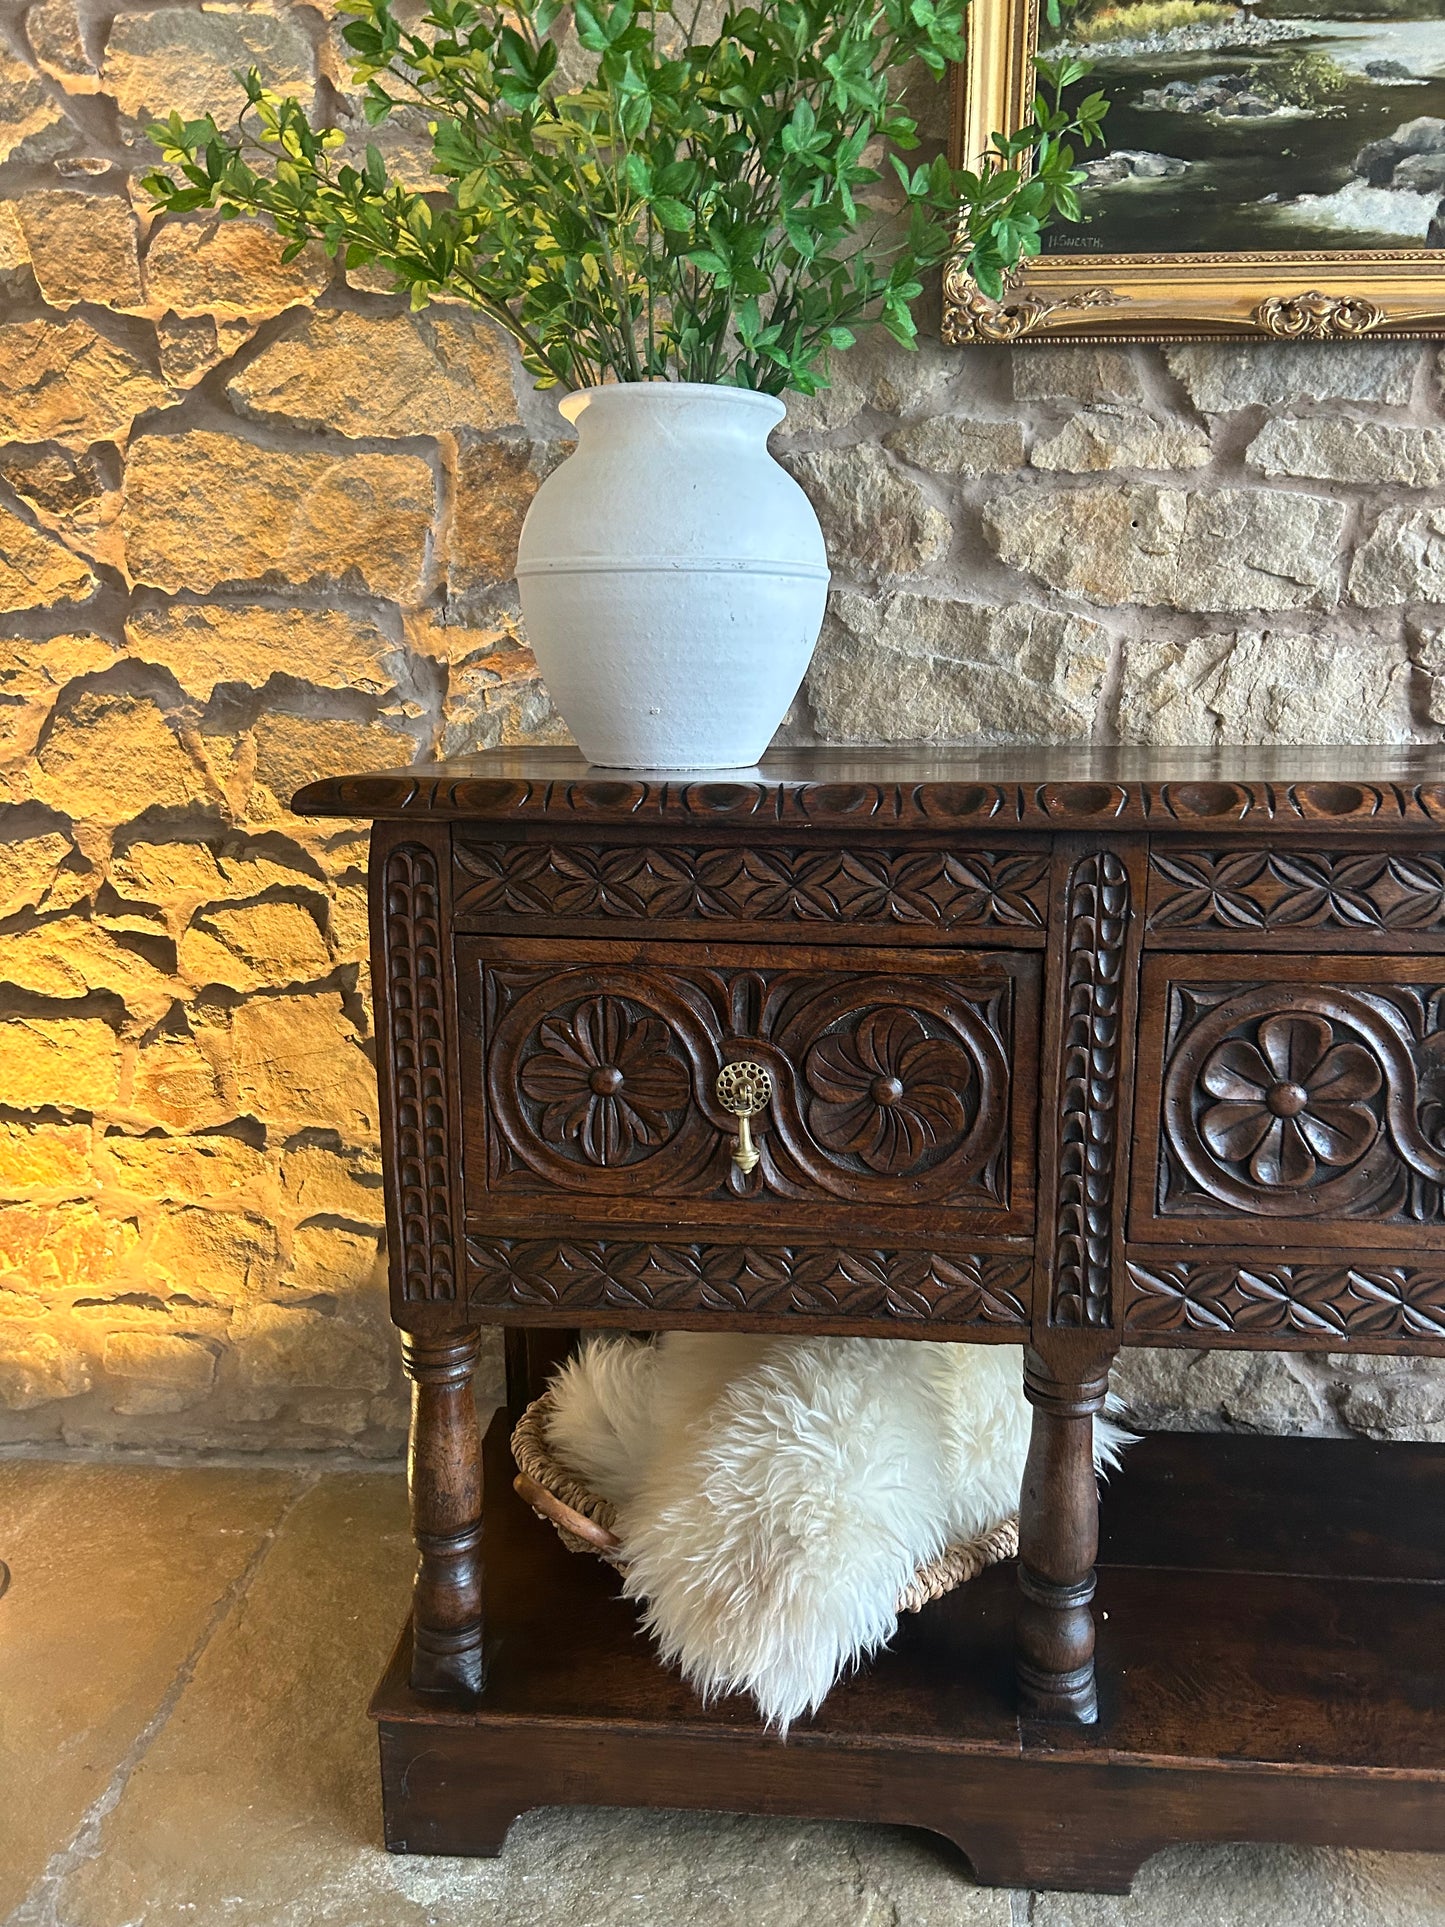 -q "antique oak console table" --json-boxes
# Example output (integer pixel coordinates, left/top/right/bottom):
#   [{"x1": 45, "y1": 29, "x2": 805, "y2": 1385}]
[{"x1": 295, "y1": 747, "x2": 1445, "y2": 1893}]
